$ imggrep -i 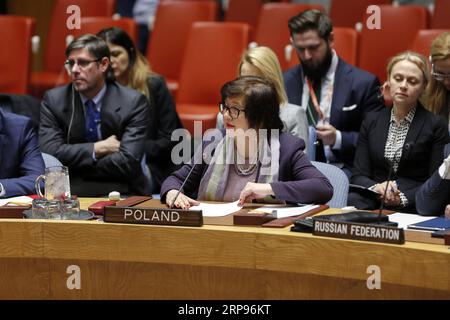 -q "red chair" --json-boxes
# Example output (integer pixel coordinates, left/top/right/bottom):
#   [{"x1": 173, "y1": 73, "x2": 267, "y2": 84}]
[
  {"x1": 225, "y1": 0, "x2": 262, "y2": 40},
  {"x1": 431, "y1": 0, "x2": 450, "y2": 29},
  {"x1": 71, "y1": 17, "x2": 138, "y2": 44},
  {"x1": 411, "y1": 29, "x2": 448, "y2": 60},
  {"x1": 0, "y1": 15, "x2": 35, "y2": 94},
  {"x1": 146, "y1": 1, "x2": 217, "y2": 97},
  {"x1": 30, "y1": 0, "x2": 115, "y2": 98},
  {"x1": 333, "y1": 27, "x2": 358, "y2": 65},
  {"x1": 286, "y1": 27, "x2": 358, "y2": 69},
  {"x1": 253, "y1": 3, "x2": 325, "y2": 70},
  {"x1": 176, "y1": 22, "x2": 250, "y2": 135},
  {"x1": 357, "y1": 5, "x2": 428, "y2": 83},
  {"x1": 330, "y1": 0, "x2": 392, "y2": 28}
]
